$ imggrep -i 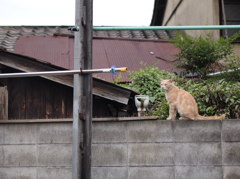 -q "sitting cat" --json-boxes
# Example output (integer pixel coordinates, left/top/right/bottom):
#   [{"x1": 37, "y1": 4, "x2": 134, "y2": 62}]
[{"x1": 160, "y1": 79, "x2": 225, "y2": 120}]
